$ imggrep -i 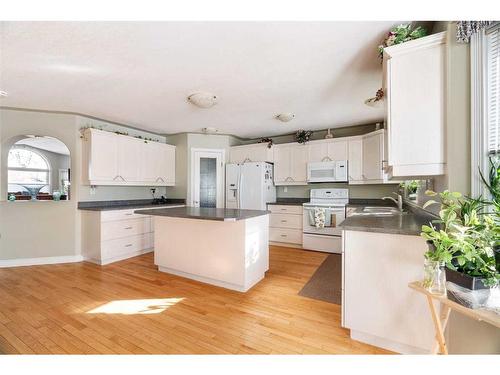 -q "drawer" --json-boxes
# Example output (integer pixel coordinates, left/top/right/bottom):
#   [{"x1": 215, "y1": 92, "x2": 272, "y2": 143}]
[
  {"x1": 101, "y1": 209, "x2": 150, "y2": 222},
  {"x1": 101, "y1": 217, "x2": 152, "y2": 241},
  {"x1": 302, "y1": 233, "x2": 342, "y2": 253},
  {"x1": 101, "y1": 233, "x2": 153, "y2": 260},
  {"x1": 268, "y1": 204, "x2": 303, "y2": 215},
  {"x1": 270, "y1": 213, "x2": 302, "y2": 229},
  {"x1": 269, "y1": 228, "x2": 302, "y2": 244}
]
